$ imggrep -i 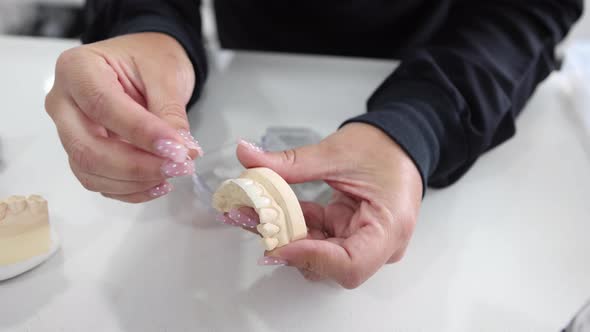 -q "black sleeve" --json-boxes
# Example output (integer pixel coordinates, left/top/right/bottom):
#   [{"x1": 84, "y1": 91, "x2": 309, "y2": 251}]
[
  {"x1": 82, "y1": 0, "x2": 207, "y2": 106},
  {"x1": 343, "y1": 1, "x2": 583, "y2": 191}
]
